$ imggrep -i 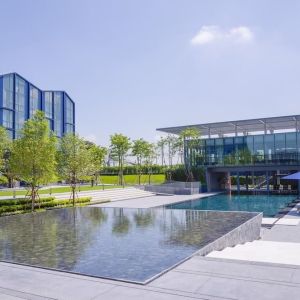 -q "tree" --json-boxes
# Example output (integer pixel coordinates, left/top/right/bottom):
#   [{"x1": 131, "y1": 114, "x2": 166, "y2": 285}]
[
  {"x1": 110, "y1": 133, "x2": 131, "y2": 186},
  {"x1": 0, "y1": 126, "x2": 11, "y2": 169},
  {"x1": 0, "y1": 127, "x2": 12, "y2": 185},
  {"x1": 178, "y1": 127, "x2": 201, "y2": 181},
  {"x1": 132, "y1": 138, "x2": 149, "y2": 185},
  {"x1": 57, "y1": 133, "x2": 93, "y2": 206},
  {"x1": 10, "y1": 111, "x2": 57, "y2": 211},
  {"x1": 87, "y1": 142, "x2": 107, "y2": 186},
  {"x1": 165, "y1": 134, "x2": 178, "y2": 167},
  {"x1": 157, "y1": 137, "x2": 166, "y2": 166},
  {"x1": 143, "y1": 142, "x2": 156, "y2": 184}
]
